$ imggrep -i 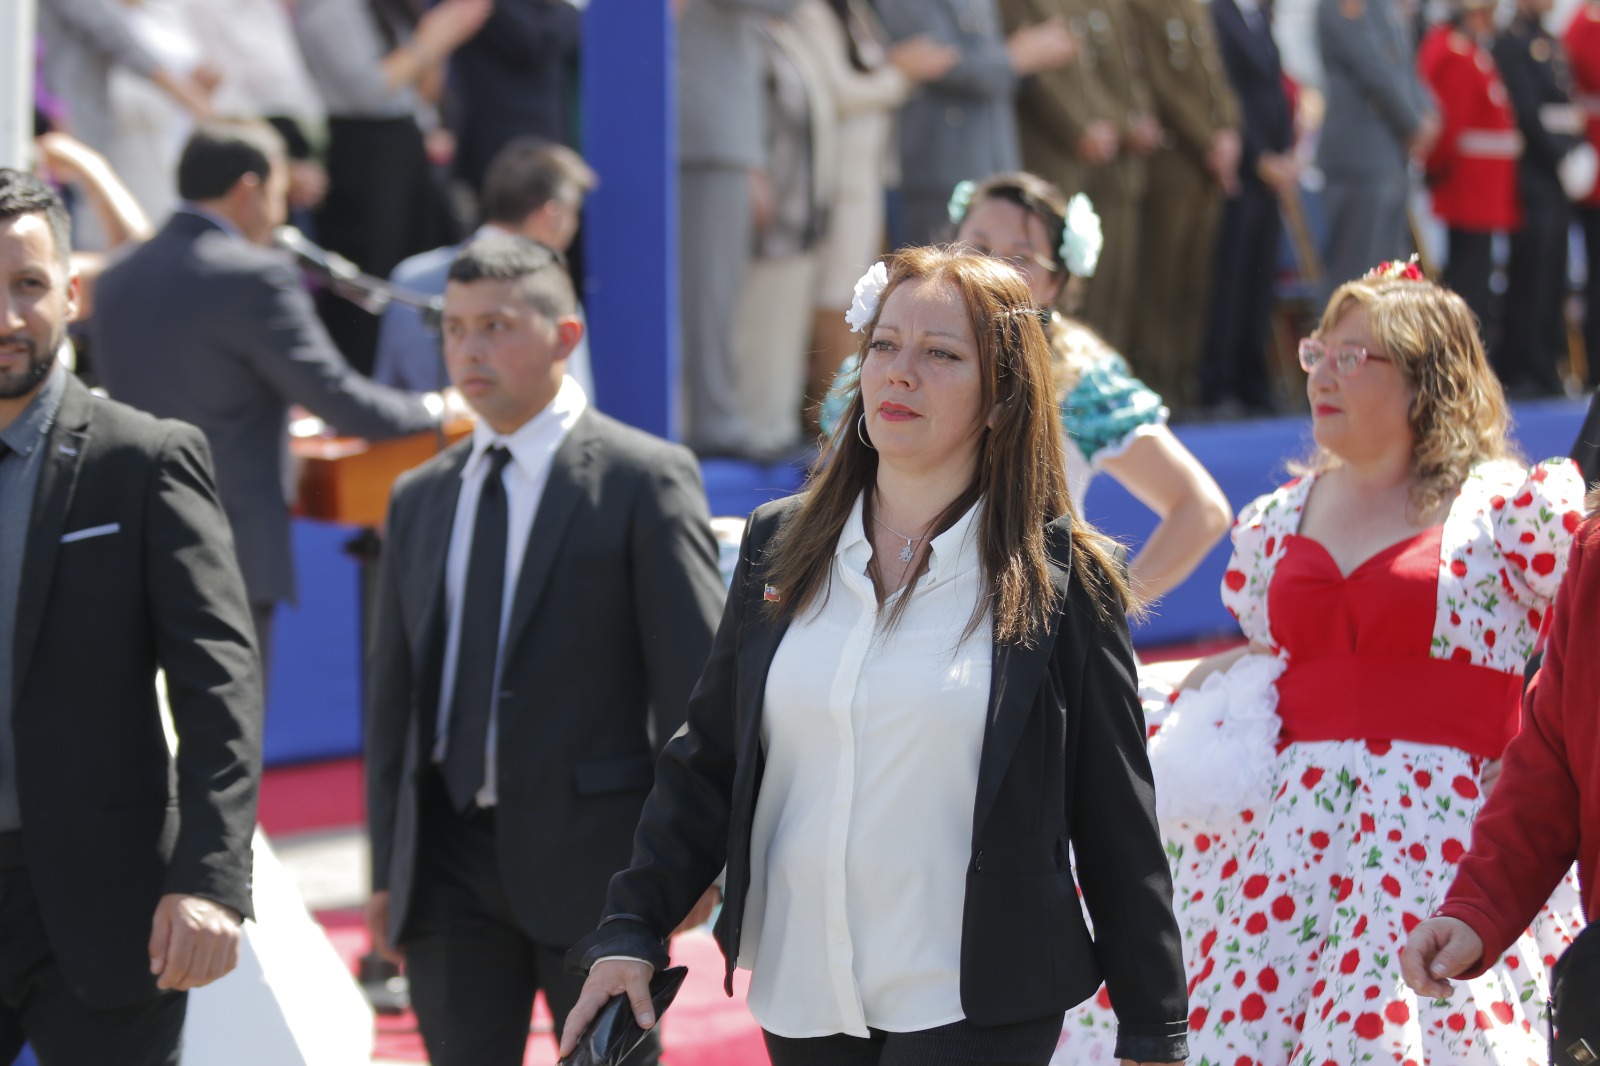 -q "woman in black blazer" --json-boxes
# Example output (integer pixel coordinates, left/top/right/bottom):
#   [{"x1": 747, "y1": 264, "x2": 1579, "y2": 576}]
[{"x1": 560, "y1": 247, "x2": 1188, "y2": 1066}]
